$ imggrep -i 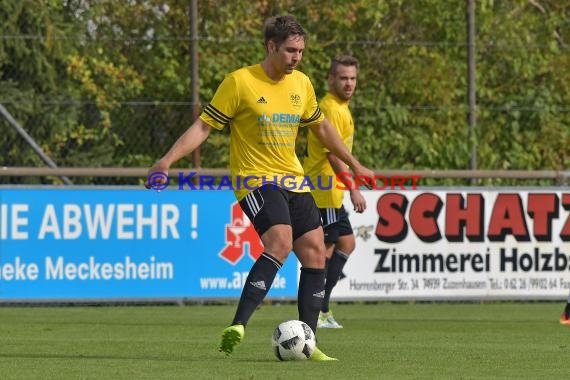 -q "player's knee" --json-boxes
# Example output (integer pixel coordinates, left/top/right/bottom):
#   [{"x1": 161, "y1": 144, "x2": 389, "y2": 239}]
[
  {"x1": 264, "y1": 238, "x2": 293, "y2": 258},
  {"x1": 297, "y1": 243, "x2": 326, "y2": 267},
  {"x1": 337, "y1": 236, "x2": 356, "y2": 254},
  {"x1": 342, "y1": 242, "x2": 356, "y2": 255}
]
